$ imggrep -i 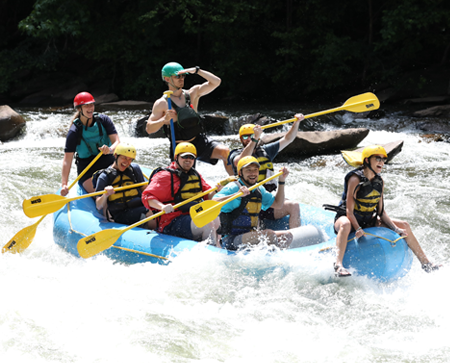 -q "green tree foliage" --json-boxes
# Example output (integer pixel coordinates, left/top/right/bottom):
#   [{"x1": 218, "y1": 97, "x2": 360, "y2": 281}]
[{"x1": 1, "y1": 0, "x2": 449, "y2": 102}]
